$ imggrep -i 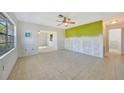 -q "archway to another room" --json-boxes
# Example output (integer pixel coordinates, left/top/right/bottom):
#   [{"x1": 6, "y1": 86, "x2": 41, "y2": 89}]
[
  {"x1": 37, "y1": 30, "x2": 57, "y2": 53},
  {"x1": 104, "y1": 17, "x2": 124, "y2": 60},
  {"x1": 108, "y1": 28, "x2": 122, "y2": 55}
]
